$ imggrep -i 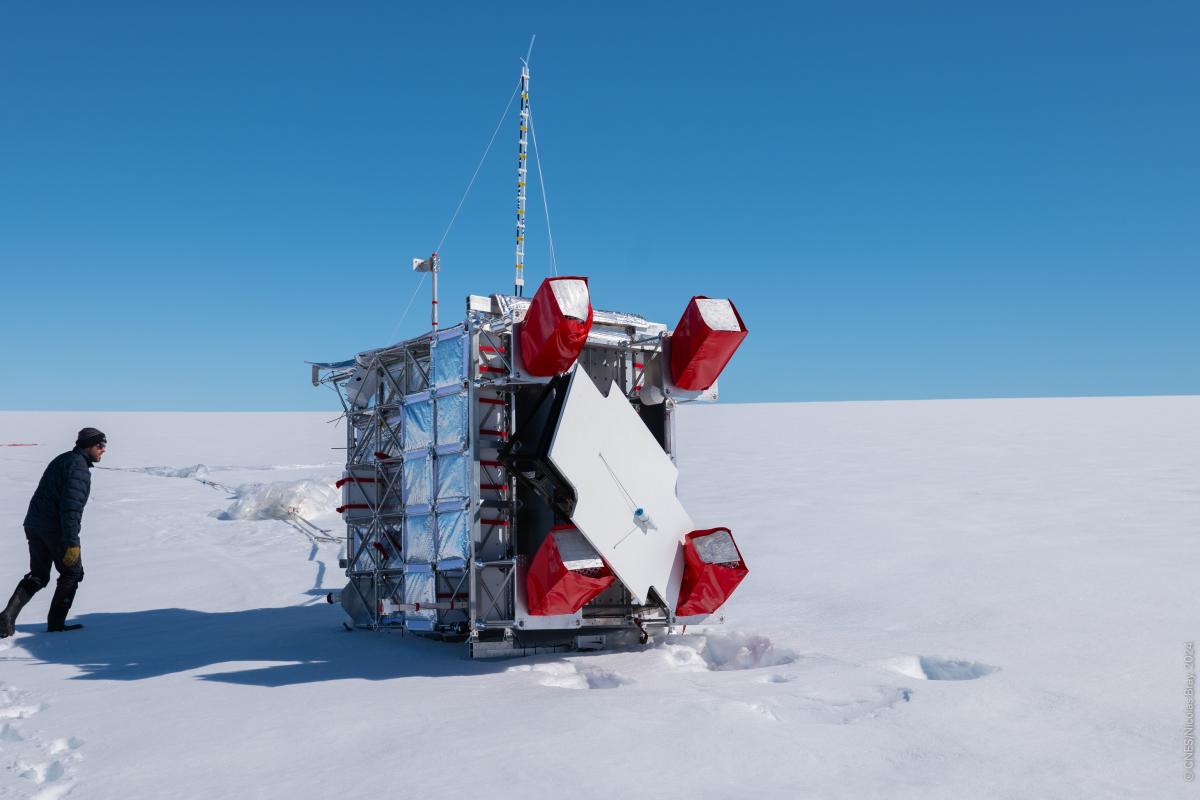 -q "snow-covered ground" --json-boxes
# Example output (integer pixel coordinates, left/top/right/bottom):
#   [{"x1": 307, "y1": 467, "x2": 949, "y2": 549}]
[{"x1": 0, "y1": 398, "x2": 1196, "y2": 799}]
